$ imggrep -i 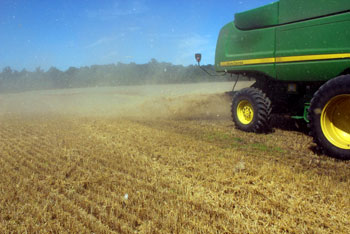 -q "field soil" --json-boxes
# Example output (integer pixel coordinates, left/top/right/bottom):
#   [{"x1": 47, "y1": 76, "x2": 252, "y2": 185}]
[{"x1": 0, "y1": 82, "x2": 349, "y2": 233}]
